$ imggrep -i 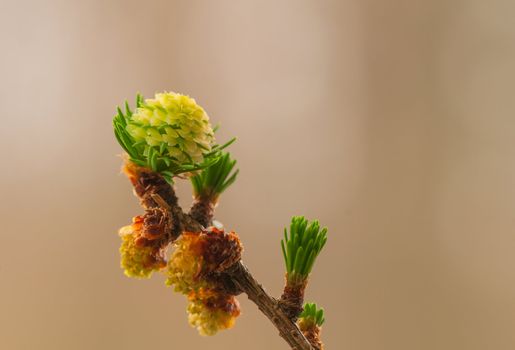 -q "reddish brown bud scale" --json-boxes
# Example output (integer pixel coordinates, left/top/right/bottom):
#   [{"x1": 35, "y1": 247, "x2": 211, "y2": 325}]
[
  {"x1": 191, "y1": 288, "x2": 241, "y2": 317},
  {"x1": 189, "y1": 198, "x2": 216, "y2": 228},
  {"x1": 201, "y1": 227, "x2": 243, "y2": 274},
  {"x1": 303, "y1": 326, "x2": 323, "y2": 350},
  {"x1": 122, "y1": 160, "x2": 178, "y2": 209},
  {"x1": 142, "y1": 207, "x2": 172, "y2": 240},
  {"x1": 298, "y1": 319, "x2": 324, "y2": 350},
  {"x1": 279, "y1": 278, "x2": 308, "y2": 320}
]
